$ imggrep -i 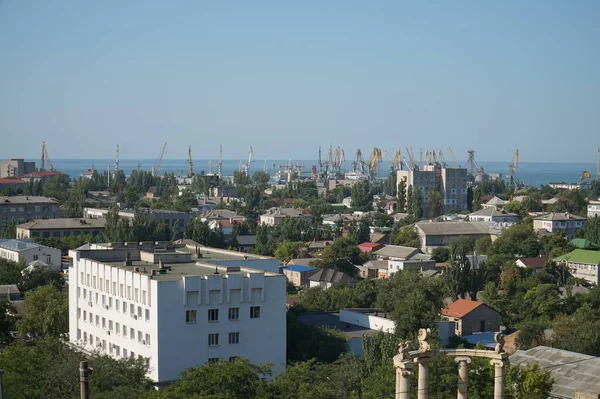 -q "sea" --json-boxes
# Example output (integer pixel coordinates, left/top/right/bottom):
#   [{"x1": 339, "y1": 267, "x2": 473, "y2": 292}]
[{"x1": 36, "y1": 159, "x2": 598, "y2": 188}]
